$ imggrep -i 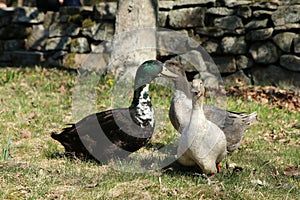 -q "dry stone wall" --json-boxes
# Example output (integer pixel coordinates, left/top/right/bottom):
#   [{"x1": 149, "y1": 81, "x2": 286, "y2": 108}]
[{"x1": 0, "y1": 0, "x2": 299, "y2": 89}]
